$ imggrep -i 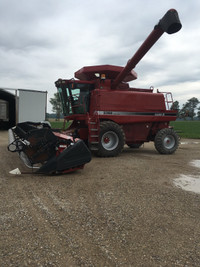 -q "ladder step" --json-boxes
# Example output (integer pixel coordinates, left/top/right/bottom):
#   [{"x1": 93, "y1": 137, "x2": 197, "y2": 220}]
[{"x1": 88, "y1": 117, "x2": 99, "y2": 147}]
